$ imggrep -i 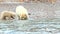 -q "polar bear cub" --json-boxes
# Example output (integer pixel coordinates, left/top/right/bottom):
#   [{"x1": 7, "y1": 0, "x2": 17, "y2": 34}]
[
  {"x1": 16, "y1": 6, "x2": 29, "y2": 20},
  {"x1": 0, "y1": 11, "x2": 16, "y2": 20}
]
